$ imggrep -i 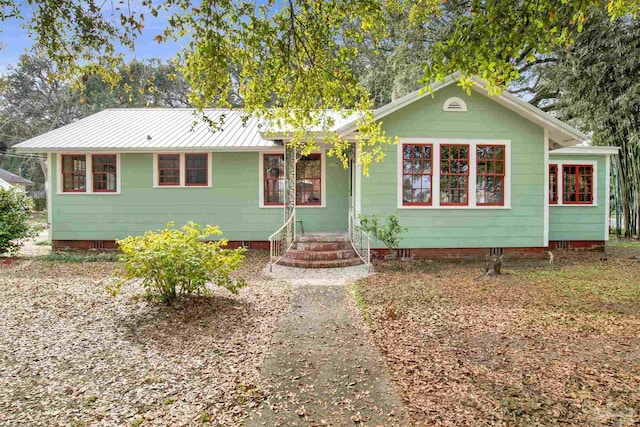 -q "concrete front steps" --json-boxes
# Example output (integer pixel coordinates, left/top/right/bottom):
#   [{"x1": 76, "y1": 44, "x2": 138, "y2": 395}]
[{"x1": 278, "y1": 233, "x2": 363, "y2": 268}]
